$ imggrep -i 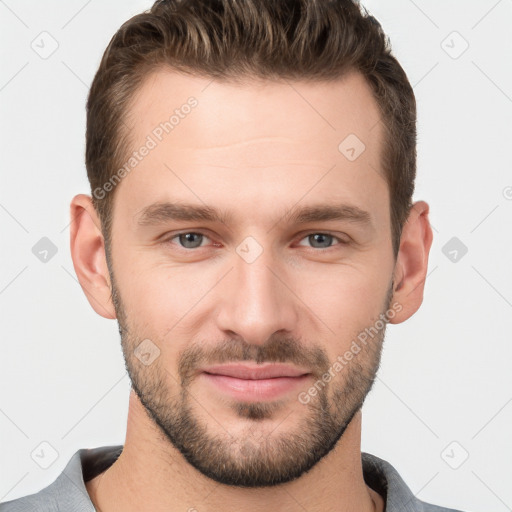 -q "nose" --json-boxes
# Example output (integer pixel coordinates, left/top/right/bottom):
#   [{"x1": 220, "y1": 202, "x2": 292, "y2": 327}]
[{"x1": 215, "y1": 243, "x2": 299, "y2": 346}]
